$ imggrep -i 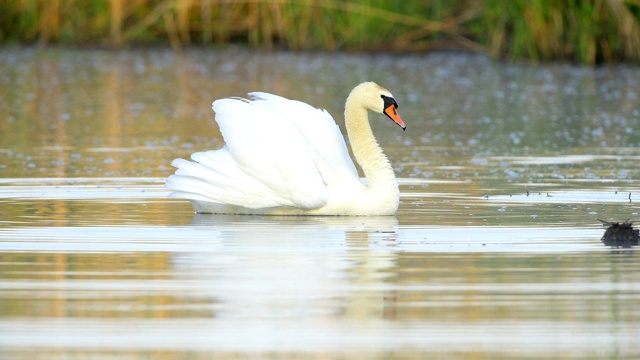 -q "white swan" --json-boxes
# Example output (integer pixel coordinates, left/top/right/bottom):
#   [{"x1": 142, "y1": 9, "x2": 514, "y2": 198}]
[{"x1": 165, "y1": 82, "x2": 405, "y2": 215}]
